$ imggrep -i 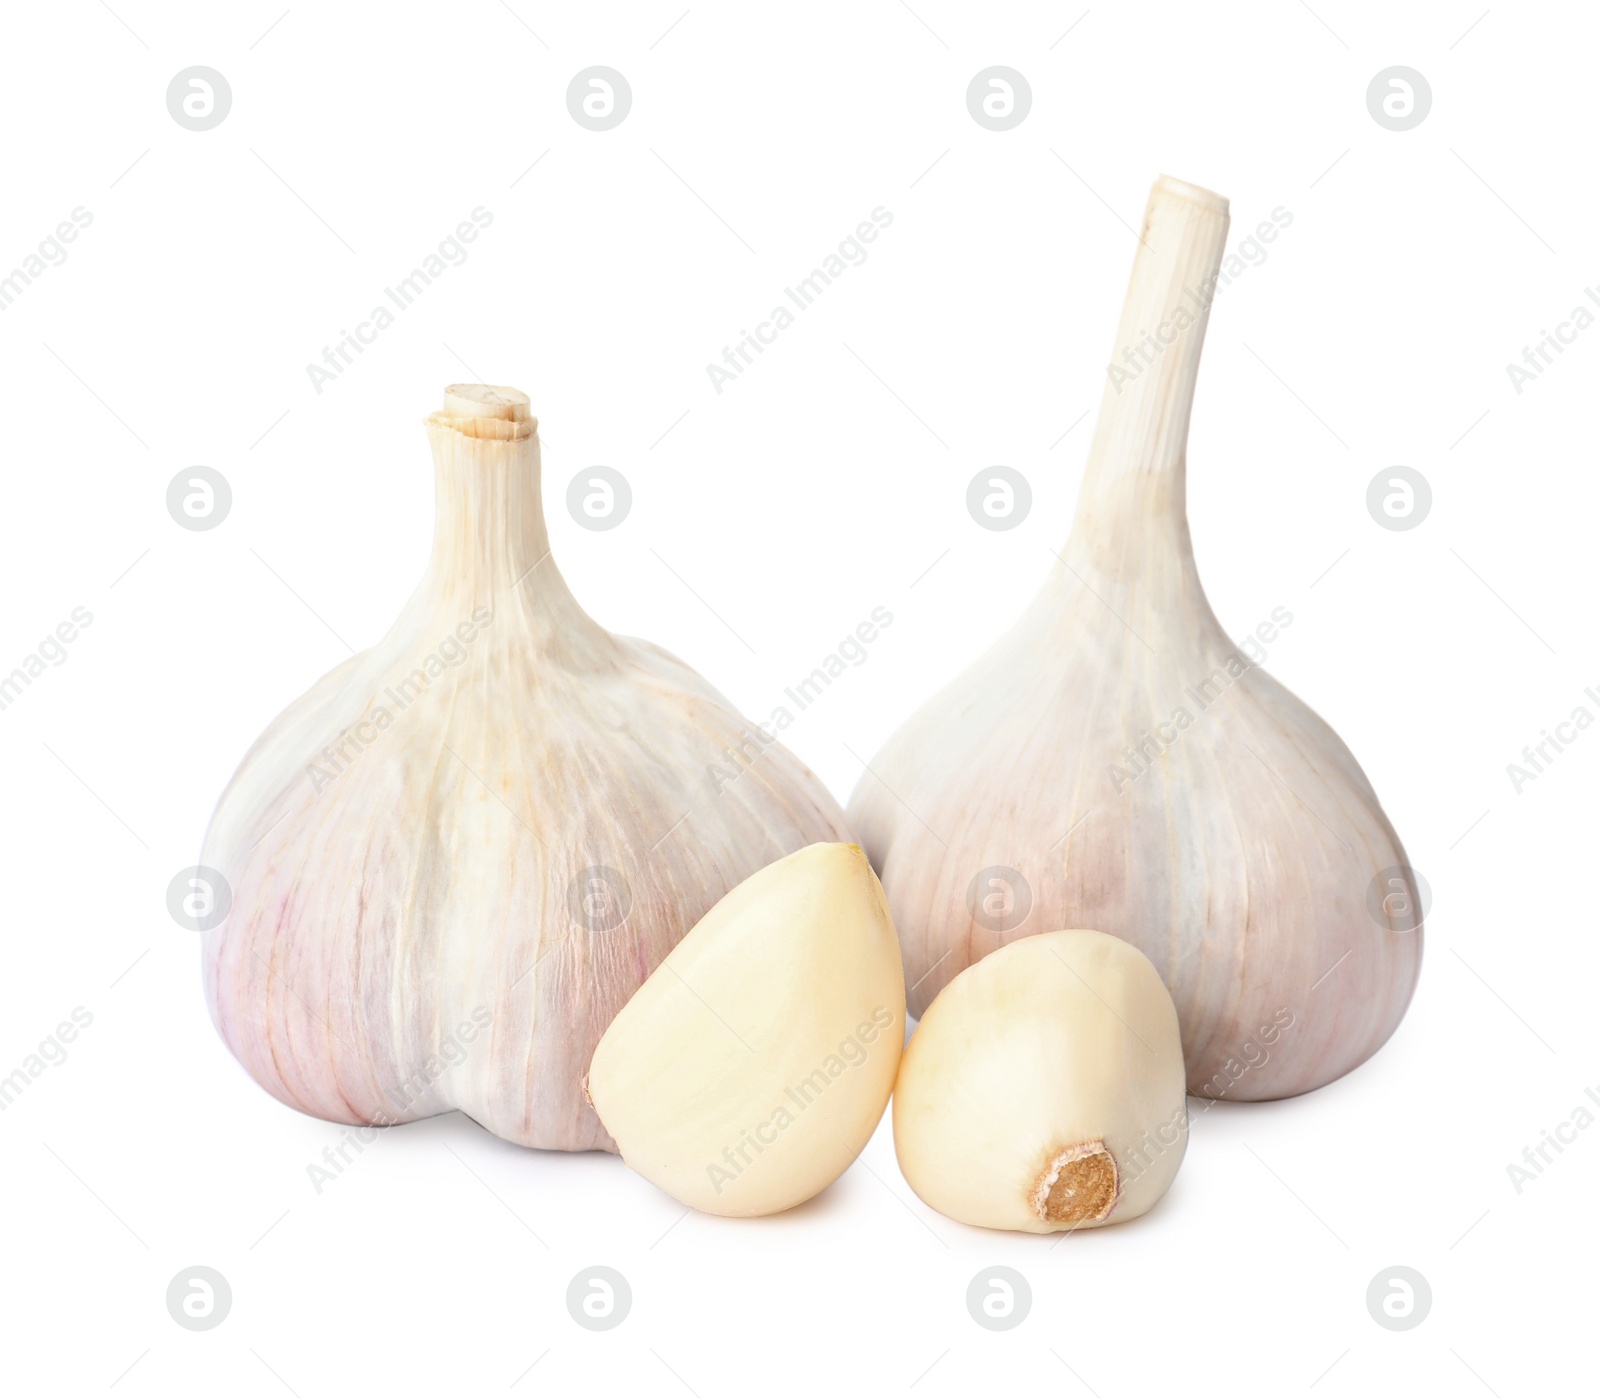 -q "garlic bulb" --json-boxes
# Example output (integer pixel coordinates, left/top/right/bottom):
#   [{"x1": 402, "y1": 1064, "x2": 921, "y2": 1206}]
[
  {"x1": 587, "y1": 843, "x2": 905, "y2": 1216},
  {"x1": 894, "y1": 930, "x2": 1185, "y2": 1232},
  {"x1": 850, "y1": 178, "x2": 1422, "y2": 1100},
  {"x1": 201, "y1": 384, "x2": 848, "y2": 1150}
]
